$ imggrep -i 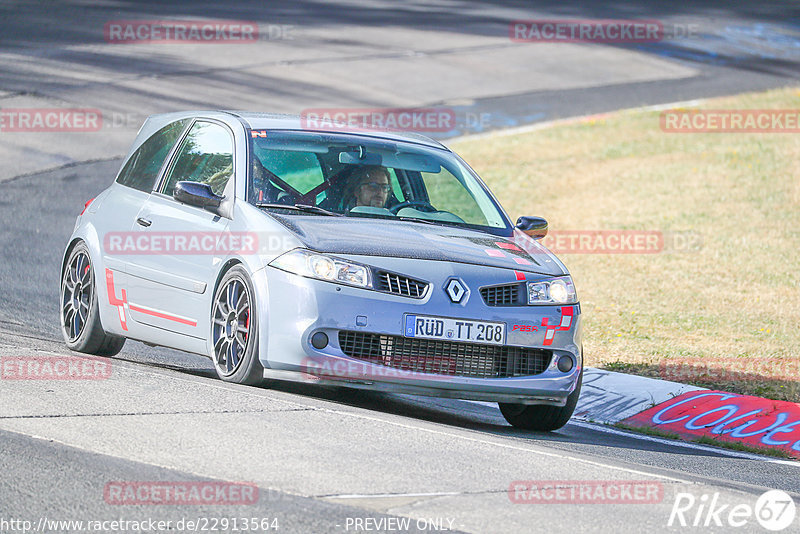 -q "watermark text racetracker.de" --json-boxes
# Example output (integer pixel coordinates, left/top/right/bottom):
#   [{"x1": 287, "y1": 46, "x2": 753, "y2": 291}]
[
  {"x1": 301, "y1": 108, "x2": 457, "y2": 133},
  {"x1": 0, "y1": 110, "x2": 183, "y2": 133},
  {"x1": 660, "y1": 109, "x2": 800, "y2": 133},
  {"x1": 509, "y1": 19, "x2": 699, "y2": 42},
  {"x1": 104, "y1": 481, "x2": 258, "y2": 506},
  {"x1": 1, "y1": 356, "x2": 111, "y2": 380},
  {"x1": 508, "y1": 480, "x2": 663, "y2": 504},
  {"x1": 104, "y1": 19, "x2": 294, "y2": 43},
  {"x1": 538, "y1": 230, "x2": 701, "y2": 254},
  {"x1": 0, "y1": 108, "x2": 142, "y2": 133},
  {"x1": 301, "y1": 357, "x2": 457, "y2": 383},
  {"x1": 0, "y1": 108, "x2": 102, "y2": 132},
  {"x1": 510, "y1": 19, "x2": 662, "y2": 43},
  {"x1": 102, "y1": 231, "x2": 297, "y2": 256}
]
